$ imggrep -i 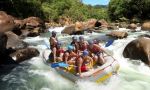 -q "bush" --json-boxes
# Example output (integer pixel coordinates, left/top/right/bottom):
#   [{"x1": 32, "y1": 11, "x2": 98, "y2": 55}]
[{"x1": 0, "y1": 0, "x2": 109, "y2": 22}]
